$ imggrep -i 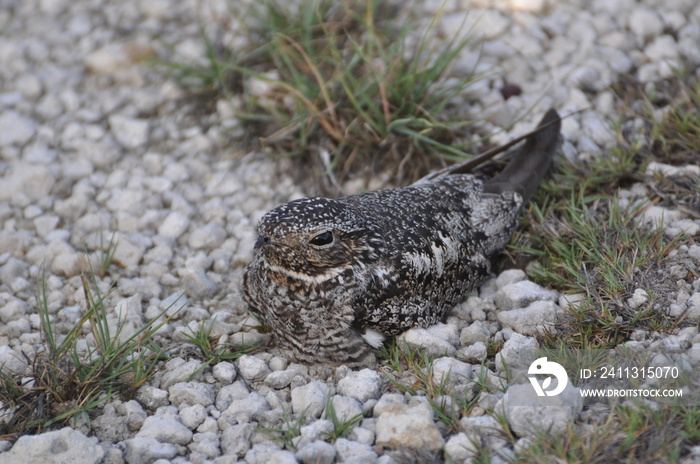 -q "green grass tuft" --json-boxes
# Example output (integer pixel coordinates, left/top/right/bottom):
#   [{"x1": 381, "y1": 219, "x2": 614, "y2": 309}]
[
  {"x1": 158, "y1": 0, "x2": 486, "y2": 192},
  {"x1": 0, "y1": 264, "x2": 183, "y2": 440}
]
